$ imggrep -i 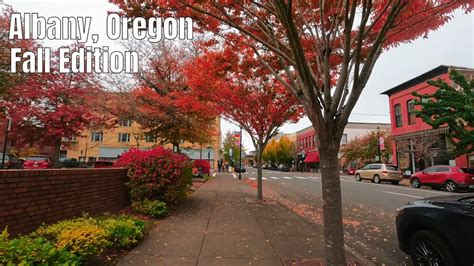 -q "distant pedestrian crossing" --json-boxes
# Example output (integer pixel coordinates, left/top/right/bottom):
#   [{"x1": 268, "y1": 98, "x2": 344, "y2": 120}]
[{"x1": 248, "y1": 176, "x2": 320, "y2": 181}]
